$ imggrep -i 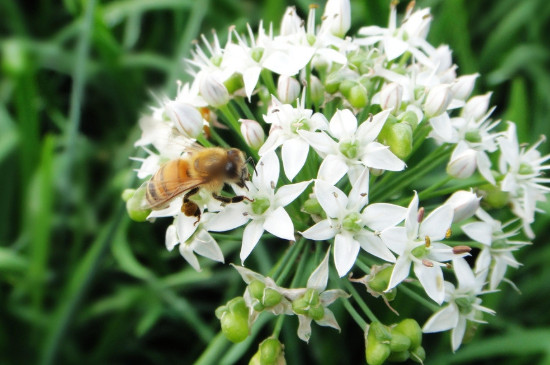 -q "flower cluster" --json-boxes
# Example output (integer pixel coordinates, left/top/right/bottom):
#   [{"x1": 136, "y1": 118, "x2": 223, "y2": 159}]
[{"x1": 125, "y1": 0, "x2": 549, "y2": 362}]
